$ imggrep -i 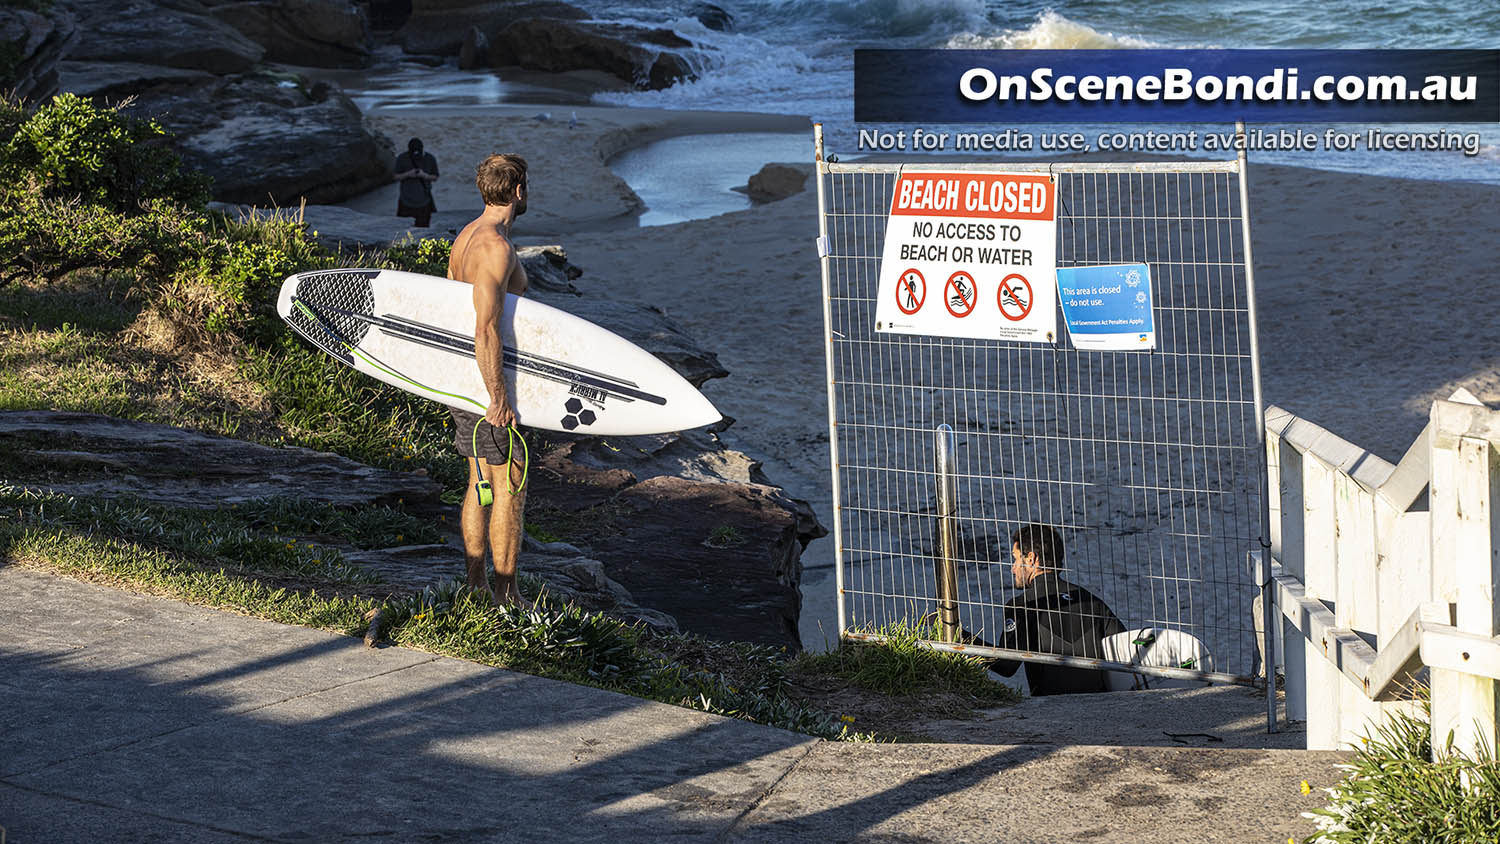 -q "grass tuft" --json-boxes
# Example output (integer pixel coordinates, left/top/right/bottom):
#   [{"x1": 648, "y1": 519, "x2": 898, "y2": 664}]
[
  {"x1": 792, "y1": 620, "x2": 1019, "y2": 704},
  {"x1": 1304, "y1": 698, "x2": 1500, "y2": 843}
]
